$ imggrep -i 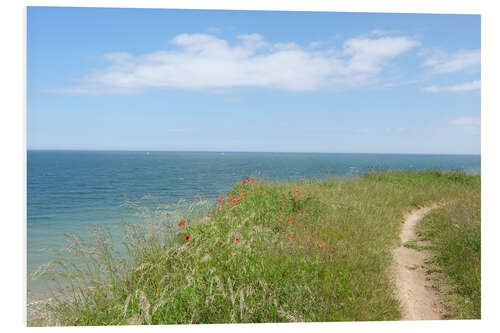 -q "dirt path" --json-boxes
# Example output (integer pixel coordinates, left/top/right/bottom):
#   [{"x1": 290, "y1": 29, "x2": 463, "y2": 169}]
[{"x1": 393, "y1": 205, "x2": 444, "y2": 320}]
